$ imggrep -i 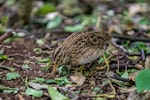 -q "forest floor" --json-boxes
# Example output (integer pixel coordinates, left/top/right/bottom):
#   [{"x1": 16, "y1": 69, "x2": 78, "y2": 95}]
[{"x1": 0, "y1": 0, "x2": 150, "y2": 100}]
